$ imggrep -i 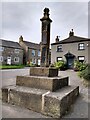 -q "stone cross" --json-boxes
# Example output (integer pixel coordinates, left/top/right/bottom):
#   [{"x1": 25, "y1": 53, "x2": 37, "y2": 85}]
[{"x1": 40, "y1": 8, "x2": 52, "y2": 67}]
